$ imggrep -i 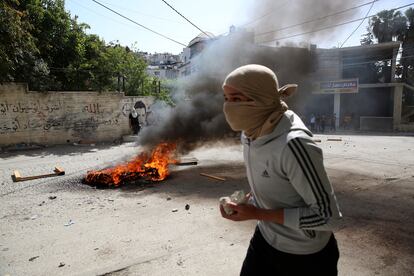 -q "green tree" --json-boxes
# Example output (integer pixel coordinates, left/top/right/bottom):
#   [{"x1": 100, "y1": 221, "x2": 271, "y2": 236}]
[
  {"x1": 401, "y1": 8, "x2": 414, "y2": 85},
  {"x1": 0, "y1": 0, "x2": 49, "y2": 87},
  {"x1": 360, "y1": 9, "x2": 409, "y2": 83},
  {"x1": 370, "y1": 9, "x2": 407, "y2": 43},
  {"x1": 0, "y1": 0, "x2": 174, "y2": 103},
  {"x1": 360, "y1": 26, "x2": 374, "y2": 45}
]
